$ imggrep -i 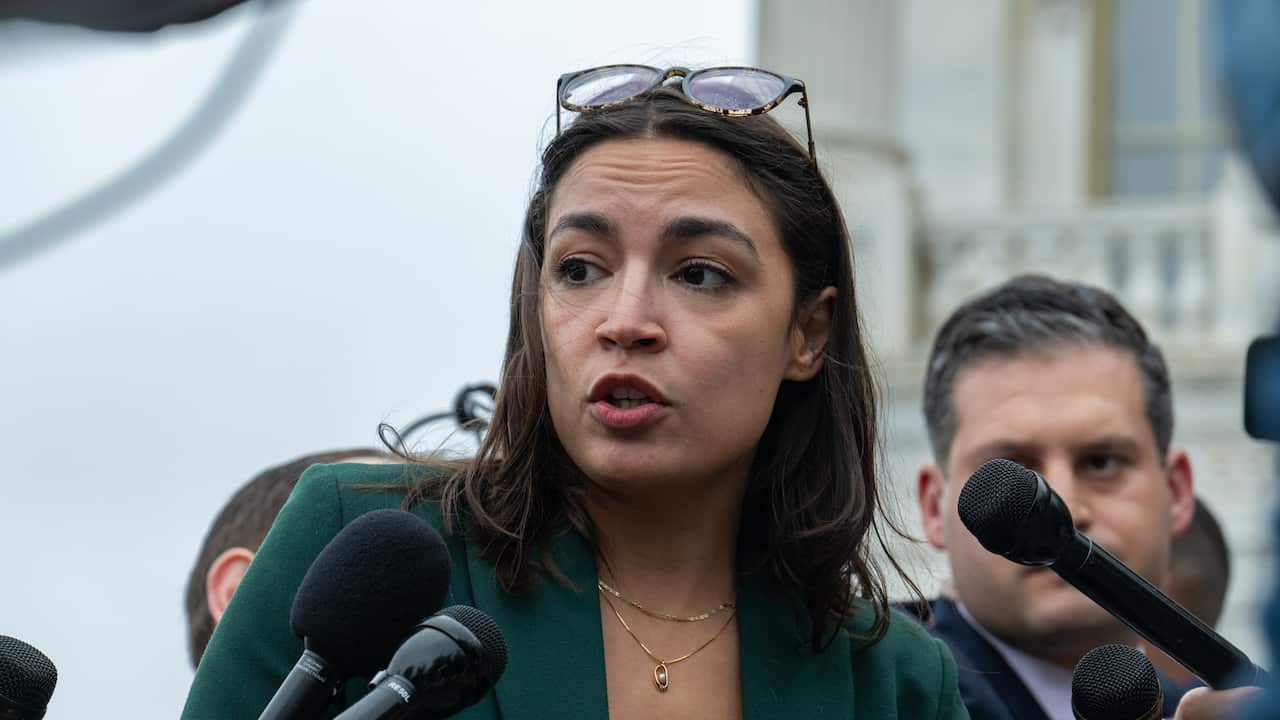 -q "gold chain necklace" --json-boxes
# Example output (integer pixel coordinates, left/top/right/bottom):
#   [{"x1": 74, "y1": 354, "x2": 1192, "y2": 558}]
[
  {"x1": 597, "y1": 579, "x2": 736, "y2": 623},
  {"x1": 599, "y1": 589, "x2": 737, "y2": 692}
]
